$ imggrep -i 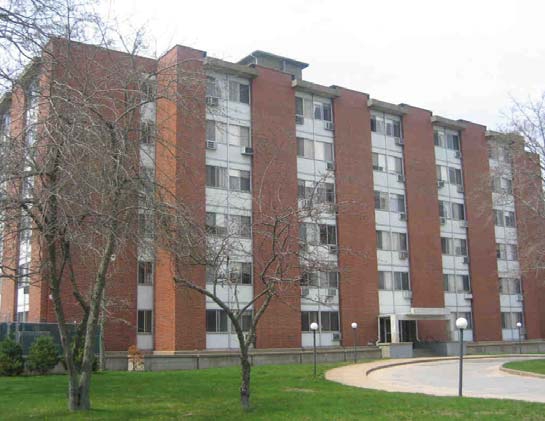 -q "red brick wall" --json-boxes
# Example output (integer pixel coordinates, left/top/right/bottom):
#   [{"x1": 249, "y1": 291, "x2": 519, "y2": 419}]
[
  {"x1": 461, "y1": 123, "x2": 502, "y2": 341},
  {"x1": 251, "y1": 66, "x2": 301, "y2": 349},
  {"x1": 155, "y1": 45, "x2": 207, "y2": 351},
  {"x1": 403, "y1": 107, "x2": 447, "y2": 341},
  {"x1": 513, "y1": 149, "x2": 545, "y2": 339},
  {"x1": 334, "y1": 88, "x2": 379, "y2": 346}
]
